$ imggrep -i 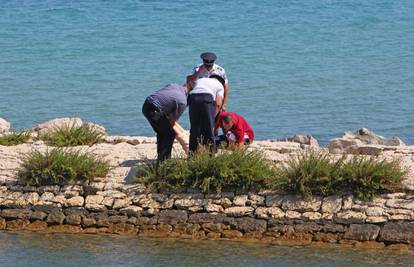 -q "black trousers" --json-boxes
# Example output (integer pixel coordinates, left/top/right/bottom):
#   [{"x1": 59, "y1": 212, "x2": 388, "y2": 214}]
[
  {"x1": 142, "y1": 99, "x2": 175, "y2": 161},
  {"x1": 188, "y1": 93, "x2": 216, "y2": 153}
]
